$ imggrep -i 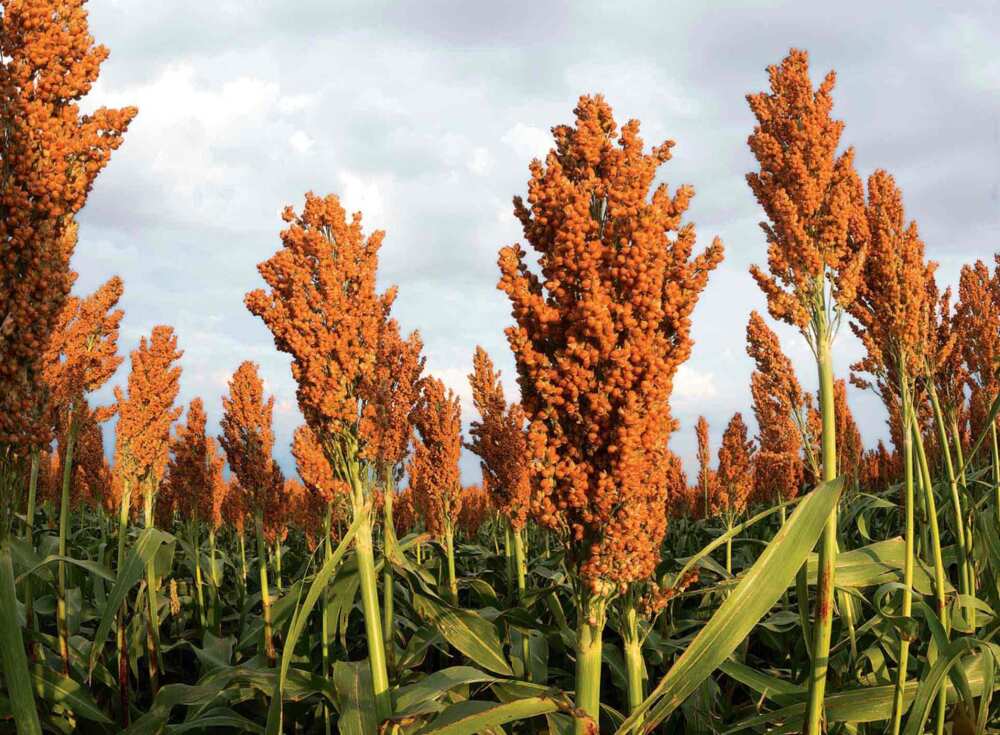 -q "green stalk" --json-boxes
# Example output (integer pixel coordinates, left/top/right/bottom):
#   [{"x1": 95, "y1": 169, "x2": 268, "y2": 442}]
[
  {"x1": 622, "y1": 601, "x2": 645, "y2": 723},
  {"x1": 912, "y1": 419, "x2": 948, "y2": 735},
  {"x1": 725, "y1": 515, "x2": 733, "y2": 575},
  {"x1": 513, "y1": 525, "x2": 530, "y2": 679},
  {"x1": 238, "y1": 529, "x2": 247, "y2": 584},
  {"x1": 382, "y1": 475, "x2": 396, "y2": 673},
  {"x1": 351, "y1": 493, "x2": 392, "y2": 722},
  {"x1": 574, "y1": 590, "x2": 607, "y2": 735},
  {"x1": 254, "y1": 509, "x2": 275, "y2": 664},
  {"x1": 912, "y1": 421, "x2": 948, "y2": 628},
  {"x1": 209, "y1": 528, "x2": 220, "y2": 635},
  {"x1": 889, "y1": 376, "x2": 915, "y2": 735},
  {"x1": 116, "y1": 479, "x2": 132, "y2": 725},
  {"x1": 56, "y1": 414, "x2": 79, "y2": 674},
  {"x1": 802, "y1": 308, "x2": 837, "y2": 735},
  {"x1": 23, "y1": 449, "x2": 39, "y2": 658},
  {"x1": 322, "y1": 506, "x2": 333, "y2": 735},
  {"x1": 927, "y1": 382, "x2": 972, "y2": 612},
  {"x1": 192, "y1": 521, "x2": 207, "y2": 630},
  {"x1": 992, "y1": 423, "x2": 1000, "y2": 525},
  {"x1": 504, "y1": 524, "x2": 515, "y2": 600},
  {"x1": 273, "y1": 539, "x2": 283, "y2": 592},
  {"x1": 237, "y1": 527, "x2": 248, "y2": 638},
  {"x1": 143, "y1": 478, "x2": 162, "y2": 692},
  {"x1": 444, "y1": 522, "x2": 458, "y2": 604}
]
